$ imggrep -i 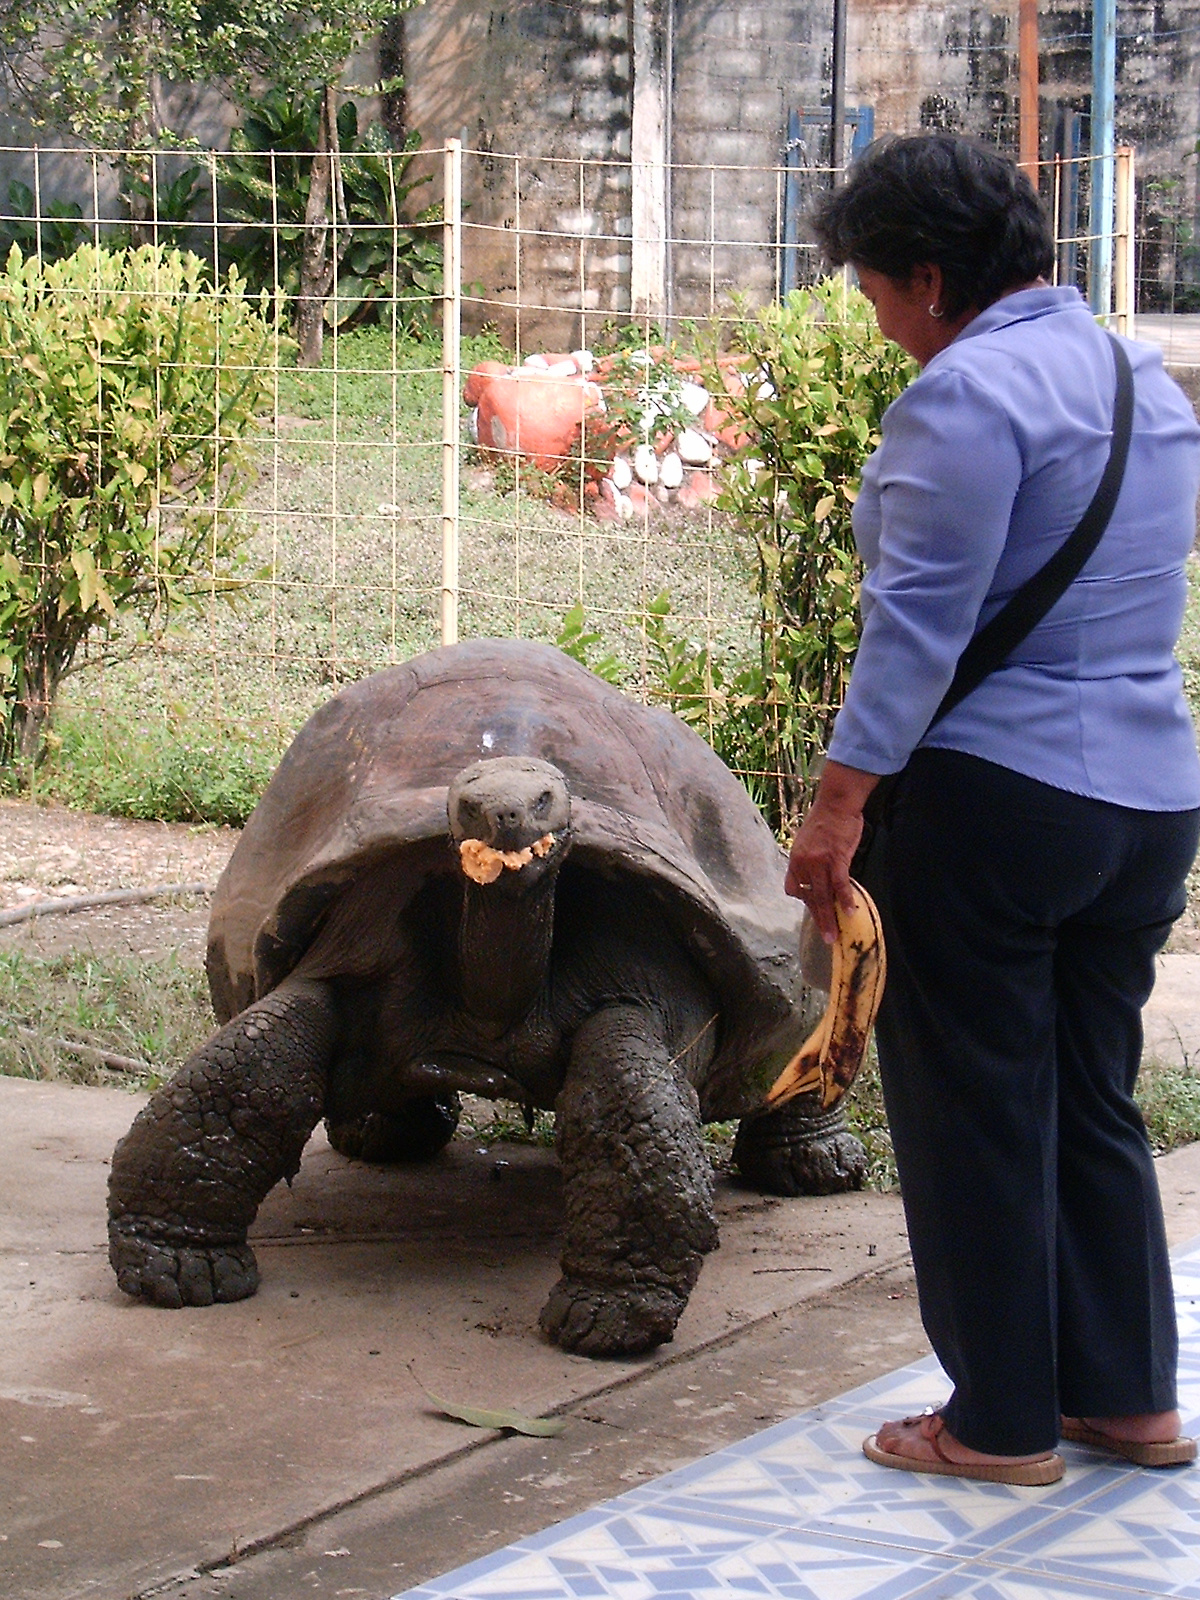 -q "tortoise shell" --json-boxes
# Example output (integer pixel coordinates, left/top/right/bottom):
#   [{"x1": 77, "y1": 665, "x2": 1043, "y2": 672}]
[{"x1": 205, "y1": 639, "x2": 809, "y2": 1117}]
